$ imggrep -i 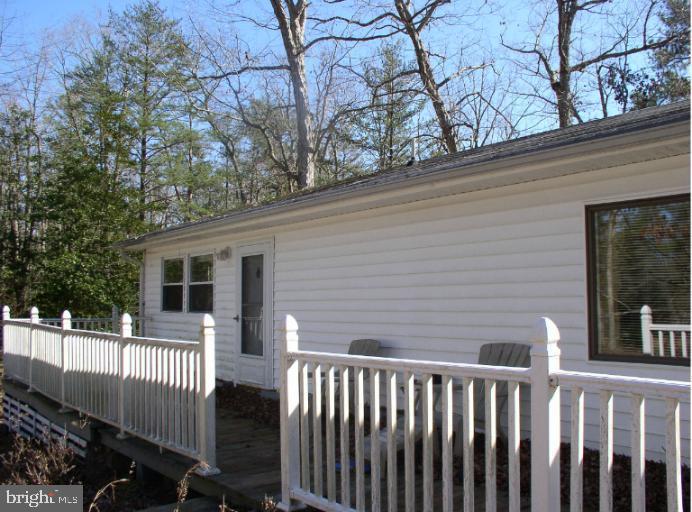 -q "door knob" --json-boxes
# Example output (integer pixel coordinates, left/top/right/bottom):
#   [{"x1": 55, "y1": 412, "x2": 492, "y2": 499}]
[{"x1": 233, "y1": 315, "x2": 239, "y2": 322}]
